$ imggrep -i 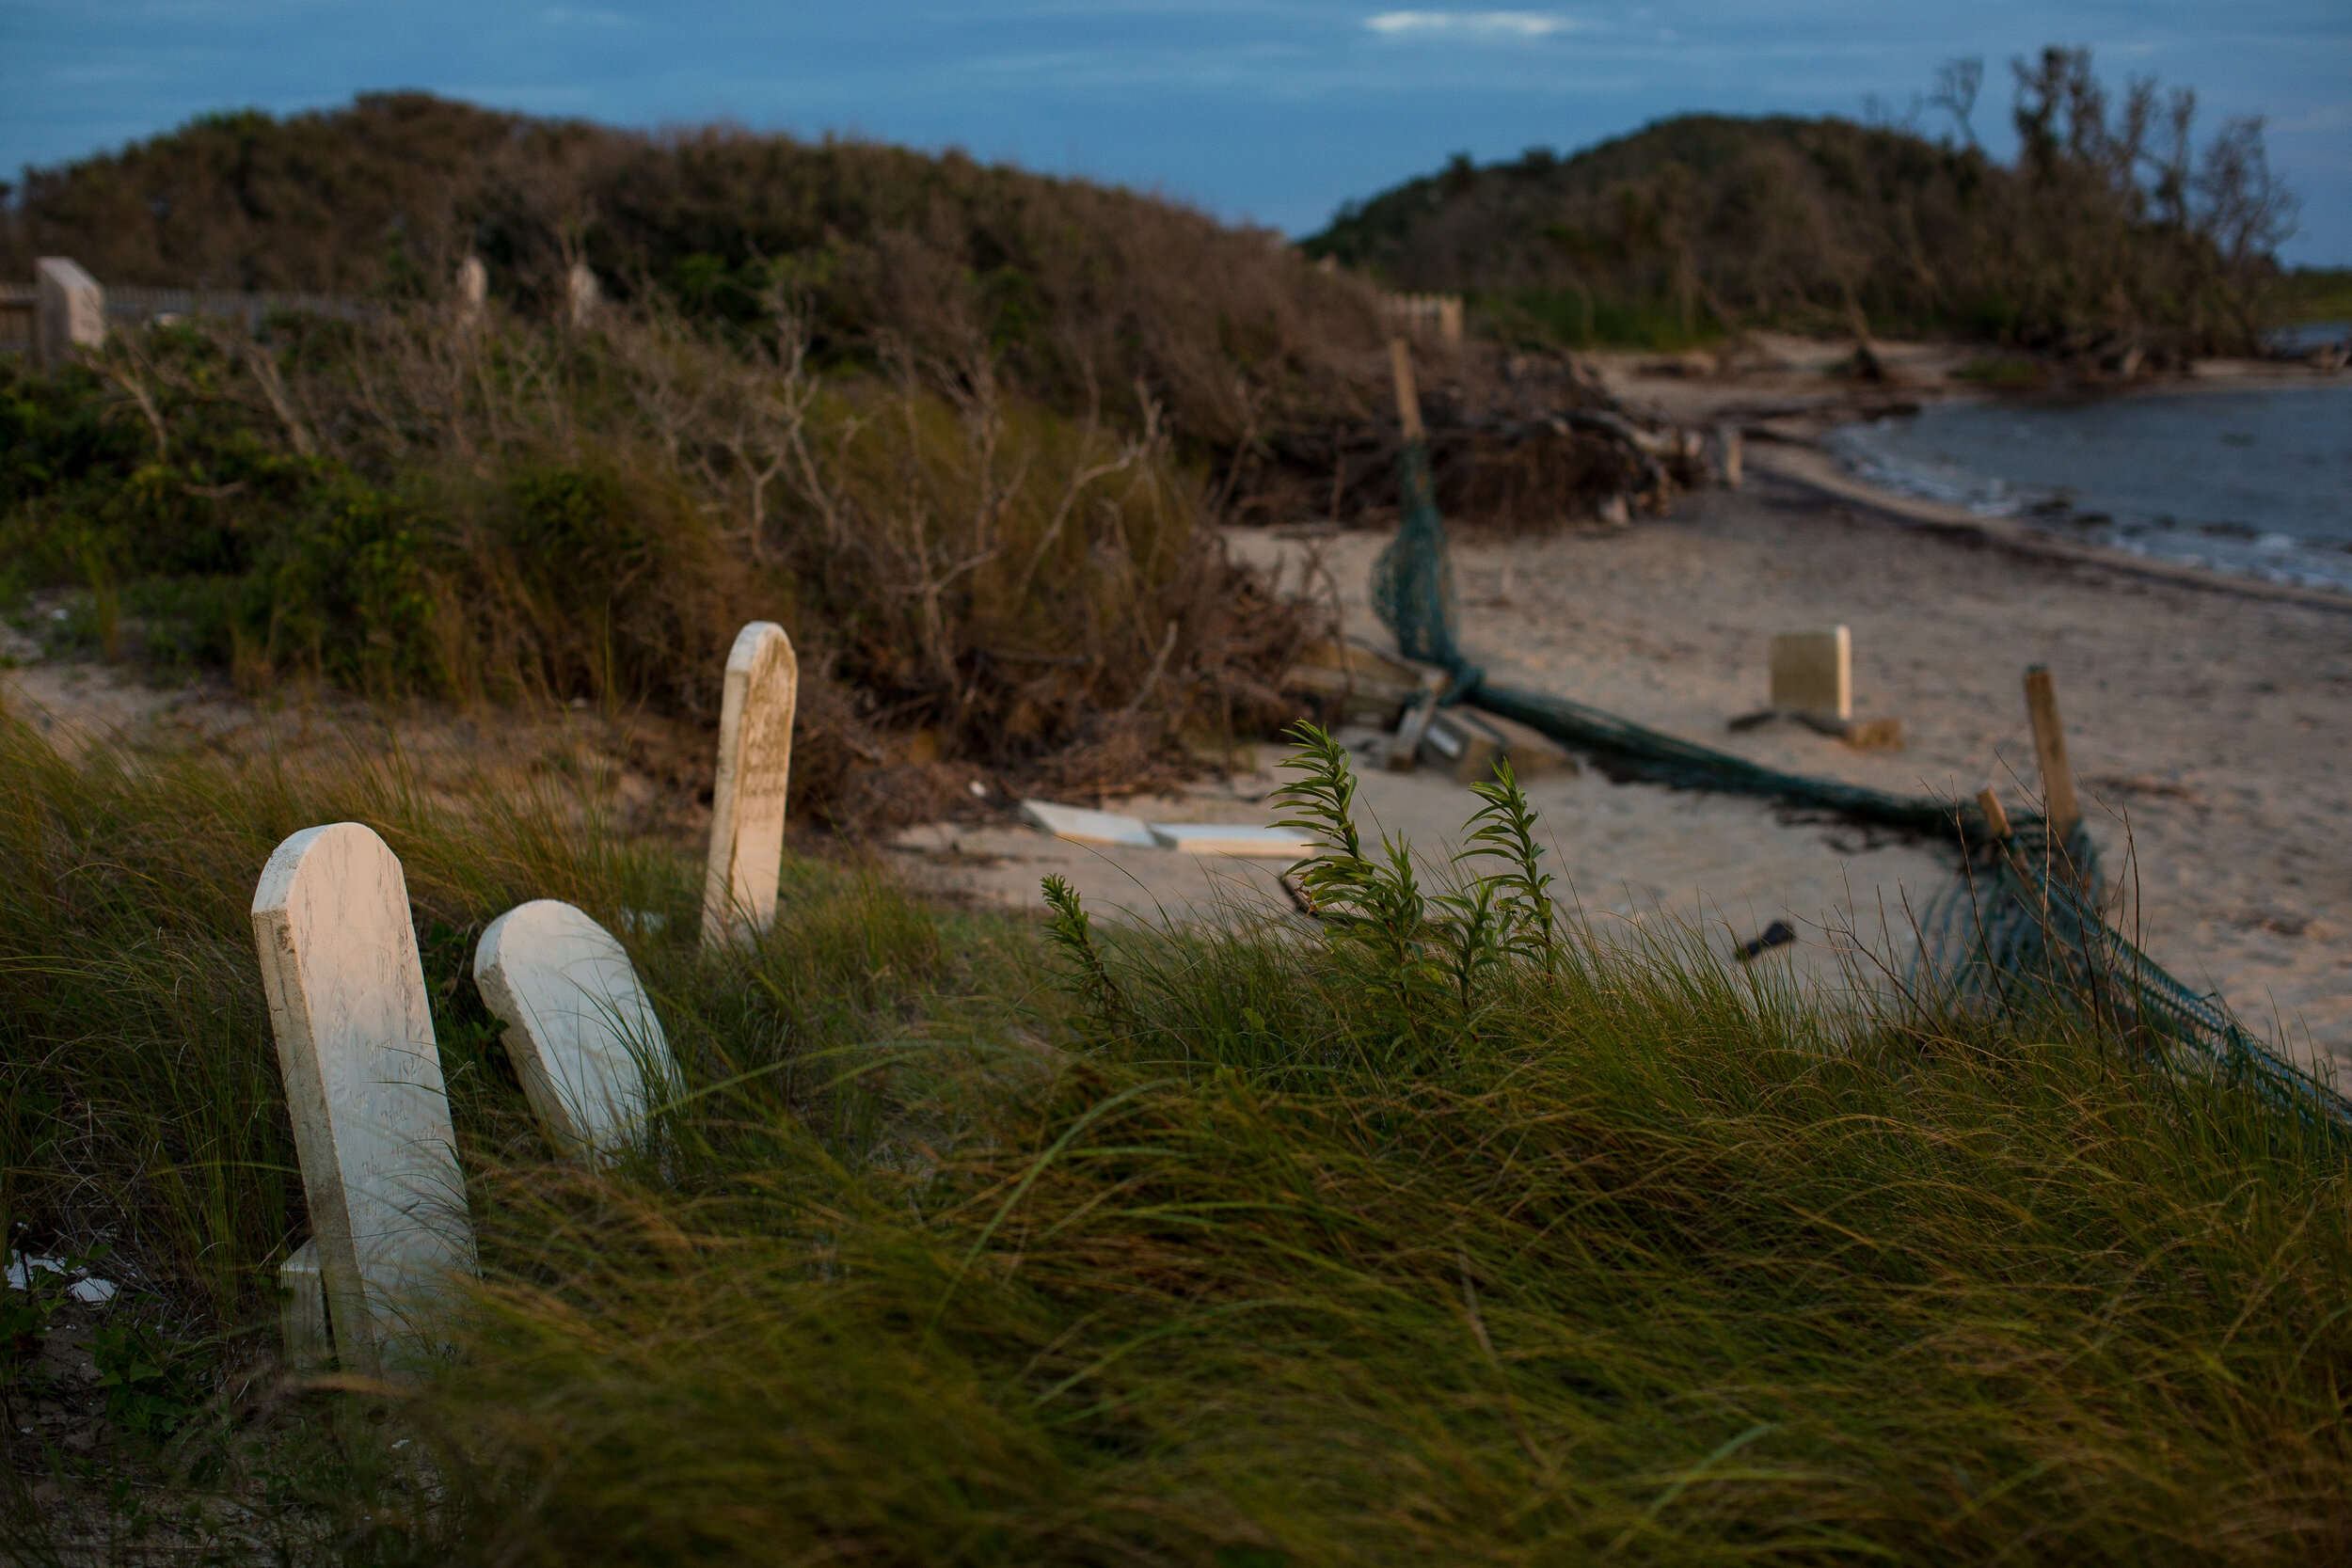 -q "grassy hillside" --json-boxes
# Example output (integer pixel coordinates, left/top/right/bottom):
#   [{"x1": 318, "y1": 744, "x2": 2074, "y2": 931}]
[
  {"x1": 1307, "y1": 50, "x2": 2298, "y2": 358},
  {"x1": 5, "y1": 728, "x2": 2352, "y2": 1560}
]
